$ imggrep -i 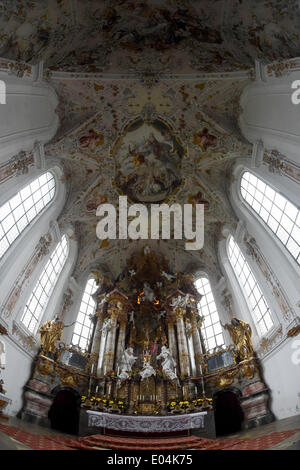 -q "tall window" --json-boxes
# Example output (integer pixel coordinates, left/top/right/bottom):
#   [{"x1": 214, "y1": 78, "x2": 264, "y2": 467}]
[
  {"x1": 195, "y1": 277, "x2": 225, "y2": 351},
  {"x1": 240, "y1": 171, "x2": 300, "y2": 265},
  {"x1": 227, "y1": 235, "x2": 273, "y2": 336},
  {"x1": 71, "y1": 278, "x2": 97, "y2": 351},
  {"x1": 21, "y1": 235, "x2": 69, "y2": 333},
  {"x1": 0, "y1": 172, "x2": 56, "y2": 260}
]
